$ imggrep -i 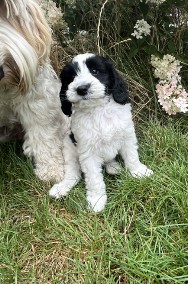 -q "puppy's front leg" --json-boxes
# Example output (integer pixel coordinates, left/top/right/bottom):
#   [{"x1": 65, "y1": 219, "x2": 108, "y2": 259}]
[
  {"x1": 120, "y1": 127, "x2": 153, "y2": 178},
  {"x1": 49, "y1": 135, "x2": 81, "y2": 199},
  {"x1": 80, "y1": 155, "x2": 107, "y2": 212}
]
